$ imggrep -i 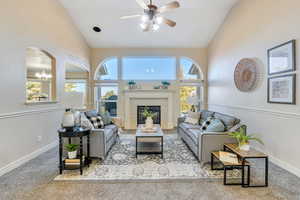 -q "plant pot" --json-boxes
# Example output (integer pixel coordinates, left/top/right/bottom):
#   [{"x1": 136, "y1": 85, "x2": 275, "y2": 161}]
[
  {"x1": 68, "y1": 150, "x2": 77, "y2": 159},
  {"x1": 145, "y1": 117, "x2": 154, "y2": 129},
  {"x1": 239, "y1": 143, "x2": 250, "y2": 151}
]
